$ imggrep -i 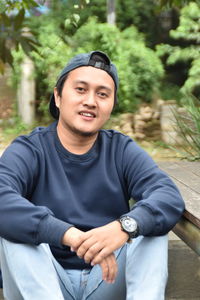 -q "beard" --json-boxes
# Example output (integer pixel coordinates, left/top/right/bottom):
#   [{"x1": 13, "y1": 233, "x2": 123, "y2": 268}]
[{"x1": 64, "y1": 122, "x2": 99, "y2": 138}]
